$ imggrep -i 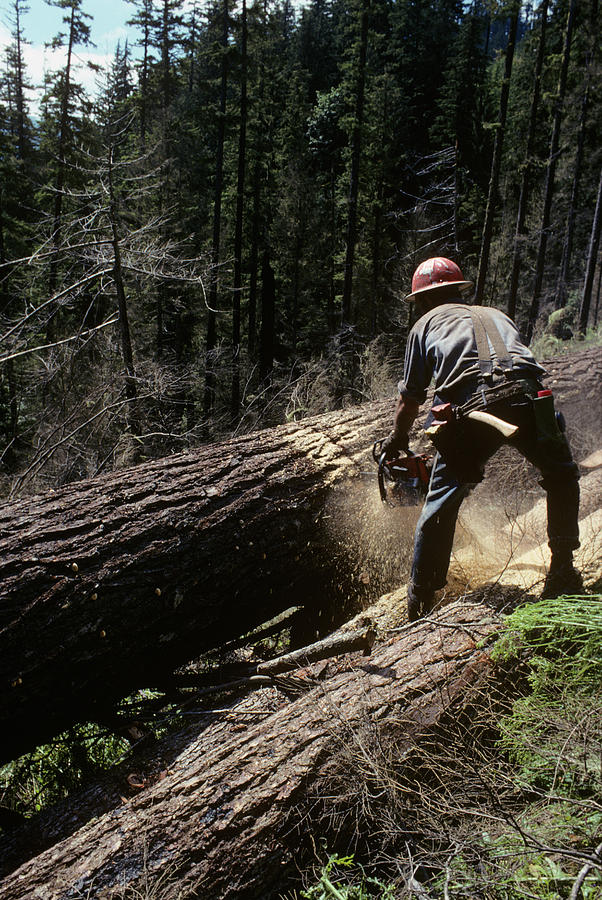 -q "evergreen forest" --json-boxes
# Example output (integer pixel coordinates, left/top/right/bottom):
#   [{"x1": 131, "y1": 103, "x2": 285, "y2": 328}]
[{"x1": 0, "y1": 0, "x2": 600, "y2": 496}]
